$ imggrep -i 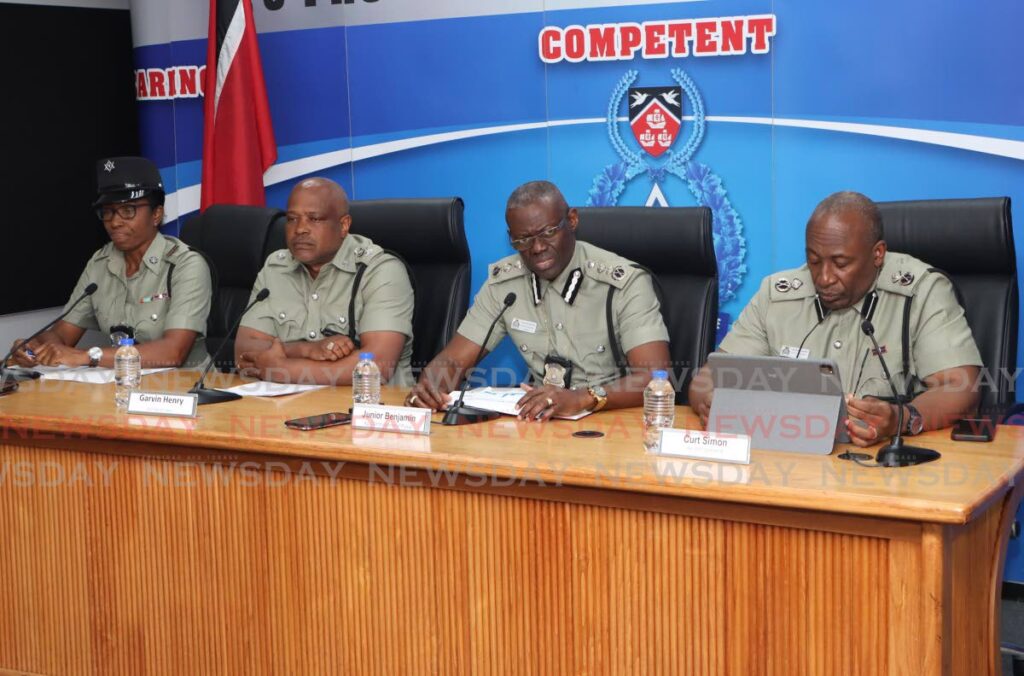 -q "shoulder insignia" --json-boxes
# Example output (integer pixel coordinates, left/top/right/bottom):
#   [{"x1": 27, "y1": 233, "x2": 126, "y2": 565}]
[{"x1": 487, "y1": 255, "x2": 527, "y2": 282}]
